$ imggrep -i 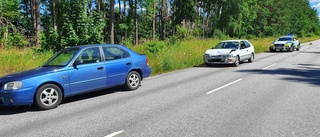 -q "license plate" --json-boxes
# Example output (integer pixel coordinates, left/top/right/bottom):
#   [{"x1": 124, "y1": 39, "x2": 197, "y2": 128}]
[{"x1": 276, "y1": 49, "x2": 280, "y2": 51}]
